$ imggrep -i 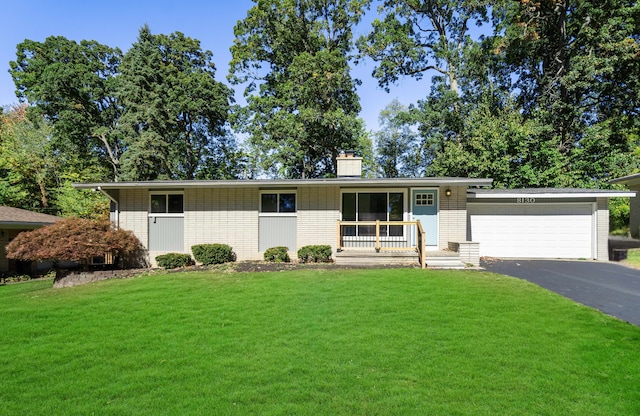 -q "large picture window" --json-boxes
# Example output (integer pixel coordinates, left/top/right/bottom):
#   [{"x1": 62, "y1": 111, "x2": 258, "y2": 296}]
[
  {"x1": 261, "y1": 192, "x2": 296, "y2": 213},
  {"x1": 342, "y1": 191, "x2": 404, "y2": 237}
]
